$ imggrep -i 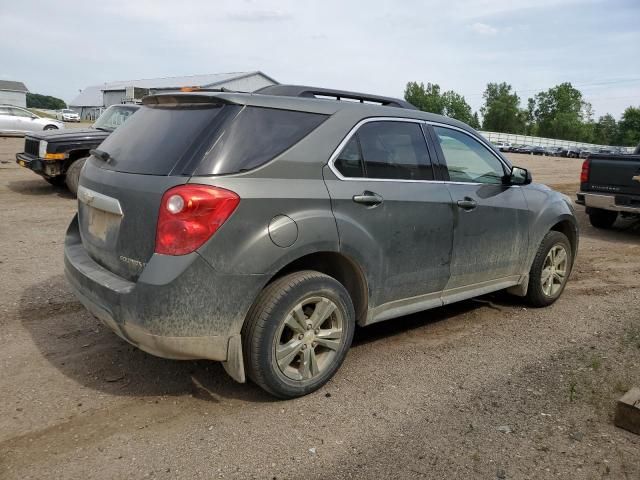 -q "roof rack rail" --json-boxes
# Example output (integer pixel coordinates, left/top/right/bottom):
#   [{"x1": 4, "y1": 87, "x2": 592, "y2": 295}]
[{"x1": 255, "y1": 84, "x2": 418, "y2": 110}]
